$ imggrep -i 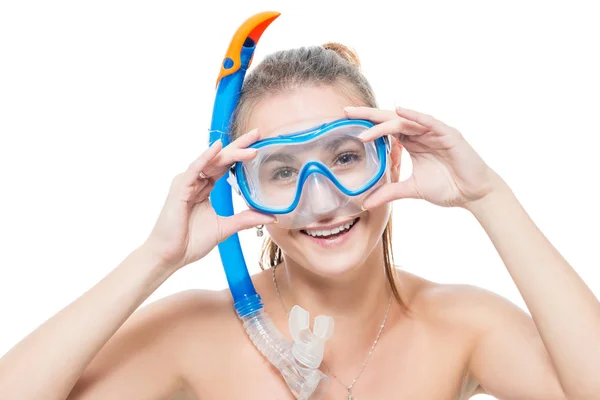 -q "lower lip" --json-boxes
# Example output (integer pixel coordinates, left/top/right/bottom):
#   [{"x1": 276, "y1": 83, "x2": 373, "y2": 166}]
[{"x1": 300, "y1": 218, "x2": 360, "y2": 248}]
